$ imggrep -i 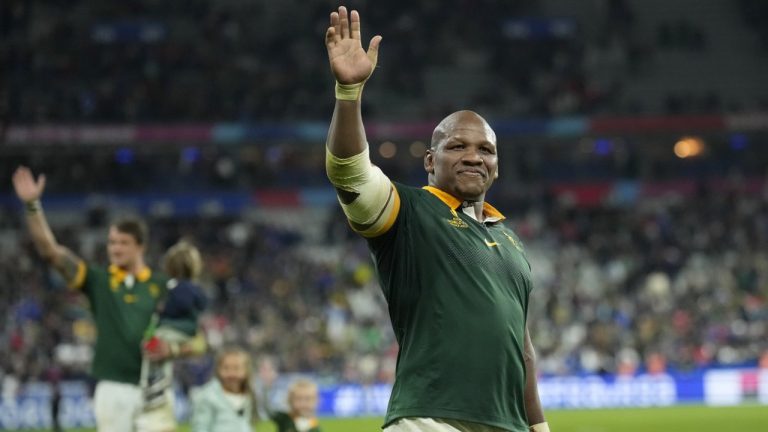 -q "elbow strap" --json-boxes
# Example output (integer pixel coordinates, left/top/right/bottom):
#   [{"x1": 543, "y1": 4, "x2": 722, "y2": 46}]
[{"x1": 326, "y1": 147, "x2": 400, "y2": 237}]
